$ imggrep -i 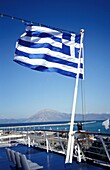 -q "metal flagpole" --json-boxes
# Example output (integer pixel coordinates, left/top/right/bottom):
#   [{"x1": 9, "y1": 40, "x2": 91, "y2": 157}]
[{"x1": 65, "y1": 29, "x2": 84, "y2": 164}]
